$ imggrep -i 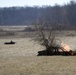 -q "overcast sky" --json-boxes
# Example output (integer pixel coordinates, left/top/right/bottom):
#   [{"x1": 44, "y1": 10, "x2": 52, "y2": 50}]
[{"x1": 0, "y1": 0, "x2": 73, "y2": 7}]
